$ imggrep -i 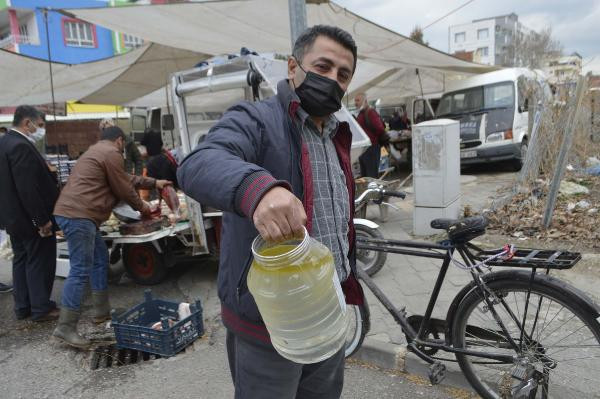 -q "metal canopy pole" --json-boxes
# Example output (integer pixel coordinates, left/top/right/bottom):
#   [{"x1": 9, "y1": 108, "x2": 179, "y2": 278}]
[
  {"x1": 288, "y1": 0, "x2": 308, "y2": 48},
  {"x1": 42, "y1": 9, "x2": 57, "y2": 125},
  {"x1": 42, "y1": 8, "x2": 64, "y2": 186}
]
